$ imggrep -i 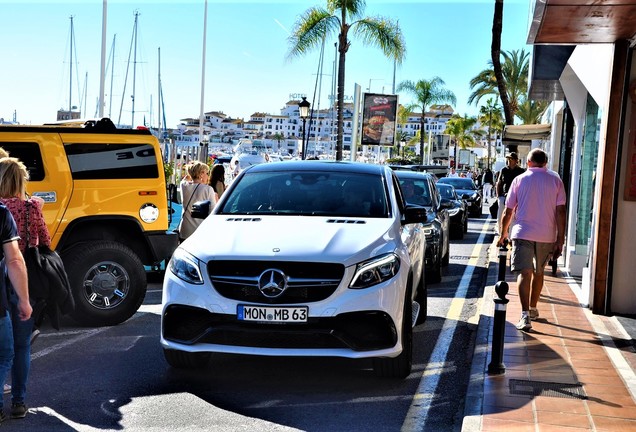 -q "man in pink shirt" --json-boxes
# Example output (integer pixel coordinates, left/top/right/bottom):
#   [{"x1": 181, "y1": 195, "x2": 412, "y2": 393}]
[{"x1": 497, "y1": 148, "x2": 566, "y2": 331}]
